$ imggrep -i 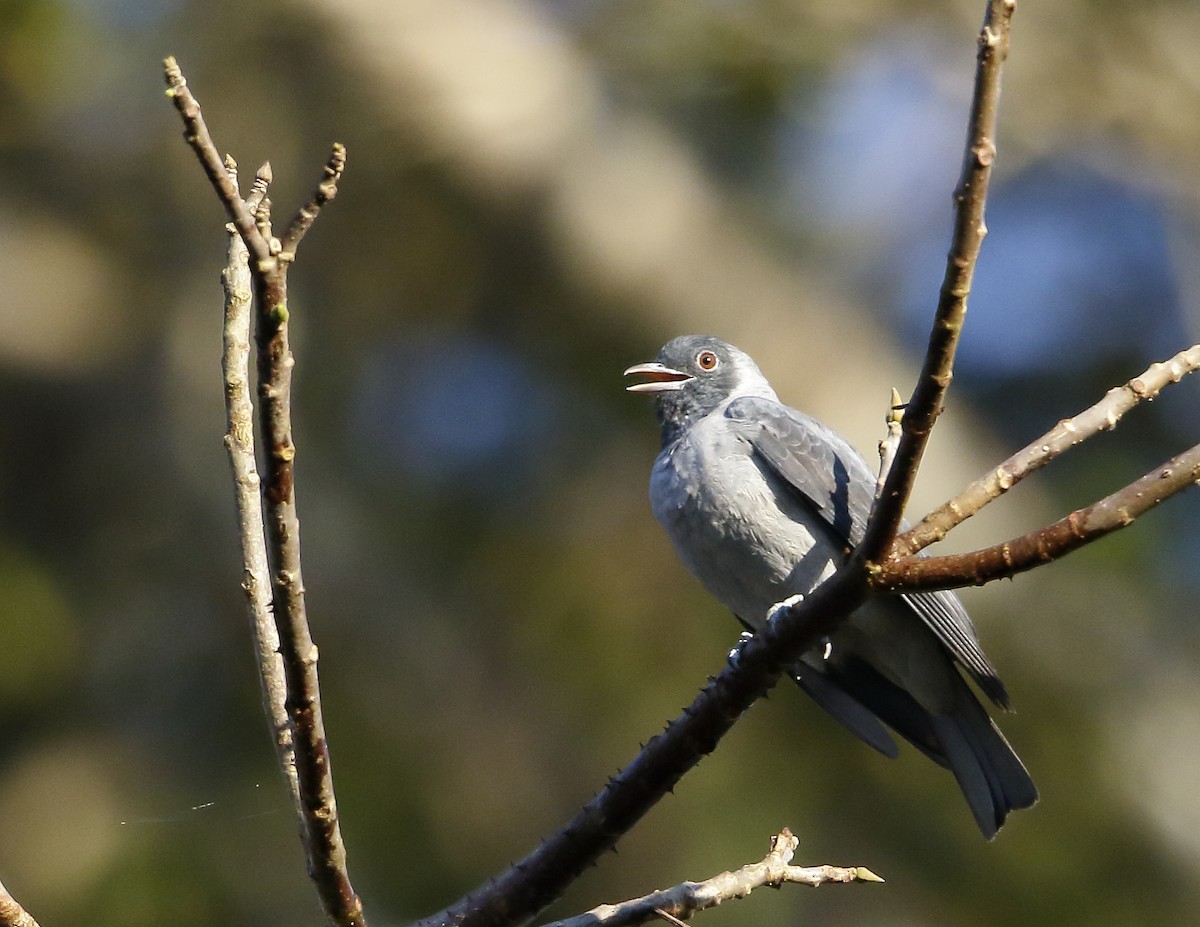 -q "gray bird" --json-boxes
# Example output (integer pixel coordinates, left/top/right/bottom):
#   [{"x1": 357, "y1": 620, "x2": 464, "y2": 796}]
[{"x1": 625, "y1": 334, "x2": 1036, "y2": 838}]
